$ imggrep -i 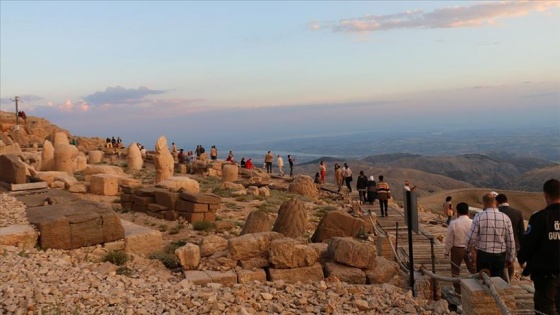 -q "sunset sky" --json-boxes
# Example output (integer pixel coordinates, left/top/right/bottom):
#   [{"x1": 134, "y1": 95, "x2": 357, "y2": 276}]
[{"x1": 1, "y1": 1, "x2": 559, "y2": 148}]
